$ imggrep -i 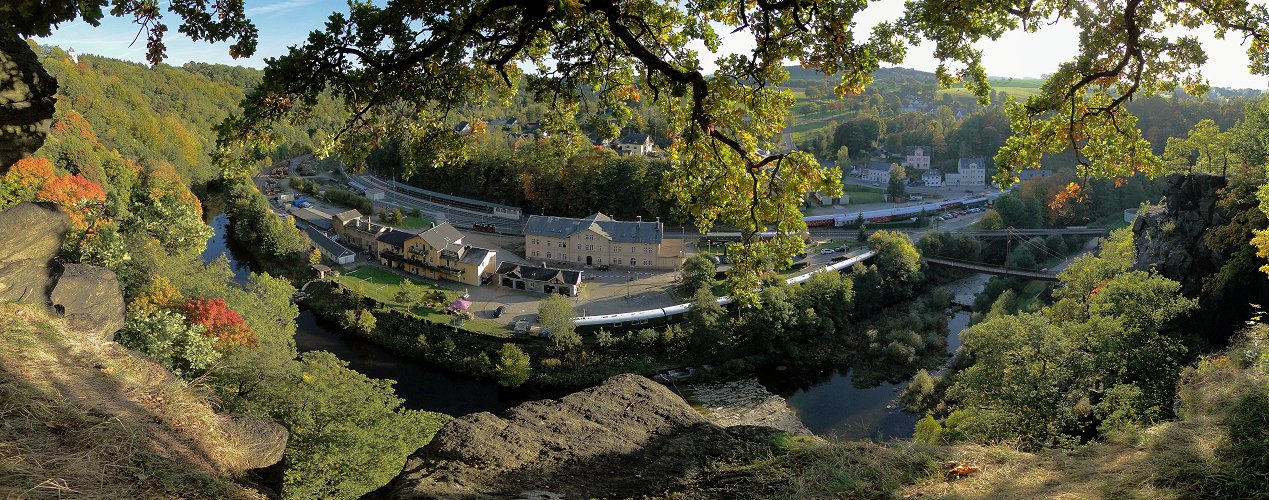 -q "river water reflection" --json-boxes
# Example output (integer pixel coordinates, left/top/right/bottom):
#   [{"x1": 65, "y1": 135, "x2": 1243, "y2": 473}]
[{"x1": 755, "y1": 277, "x2": 982, "y2": 441}]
